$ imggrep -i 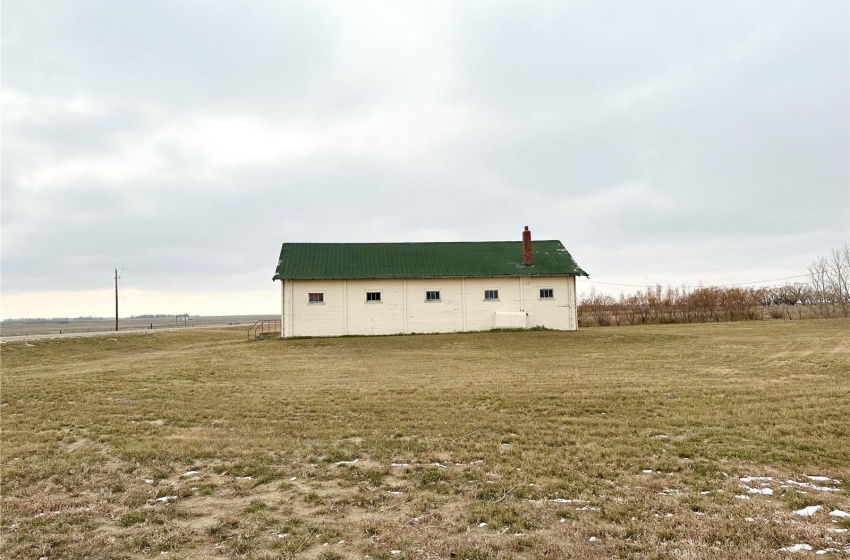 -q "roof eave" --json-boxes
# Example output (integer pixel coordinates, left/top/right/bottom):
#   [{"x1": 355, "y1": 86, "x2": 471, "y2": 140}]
[{"x1": 273, "y1": 272, "x2": 587, "y2": 281}]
